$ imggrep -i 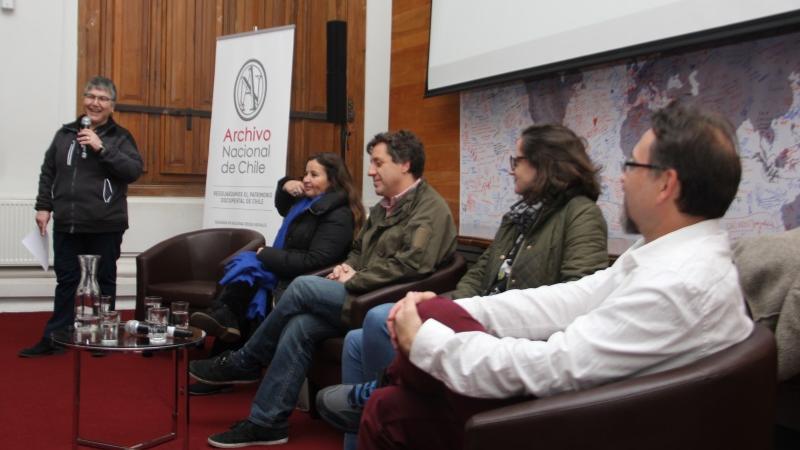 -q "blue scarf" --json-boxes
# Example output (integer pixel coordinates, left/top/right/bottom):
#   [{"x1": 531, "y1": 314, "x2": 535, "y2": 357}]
[{"x1": 219, "y1": 195, "x2": 322, "y2": 320}]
